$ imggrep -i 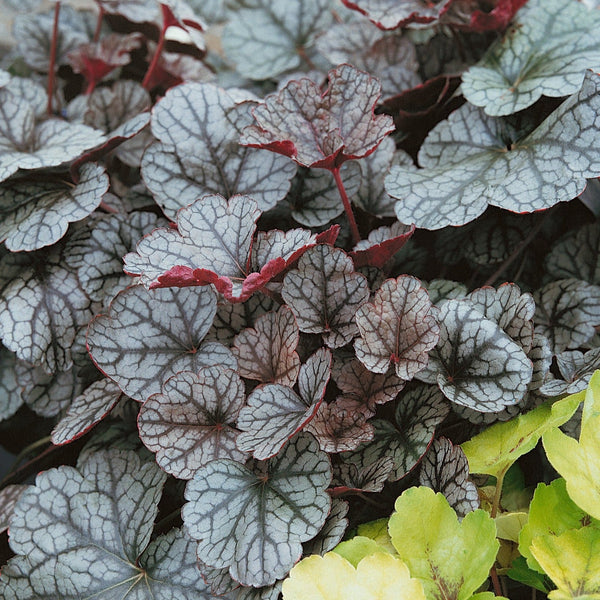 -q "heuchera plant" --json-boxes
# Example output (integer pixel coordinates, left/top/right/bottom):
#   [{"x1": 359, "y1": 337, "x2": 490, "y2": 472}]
[{"x1": 1, "y1": 0, "x2": 600, "y2": 598}]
